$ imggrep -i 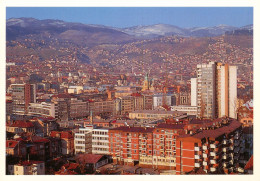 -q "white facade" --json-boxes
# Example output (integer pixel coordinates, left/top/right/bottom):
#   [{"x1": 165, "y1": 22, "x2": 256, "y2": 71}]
[
  {"x1": 92, "y1": 128, "x2": 109, "y2": 155},
  {"x1": 74, "y1": 127, "x2": 92, "y2": 154},
  {"x1": 8, "y1": 161, "x2": 45, "y2": 175},
  {"x1": 228, "y1": 66, "x2": 237, "y2": 118},
  {"x1": 218, "y1": 65, "x2": 237, "y2": 119},
  {"x1": 74, "y1": 125, "x2": 109, "y2": 155},
  {"x1": 28, "y1": 102, "x2": 57, "y2": 117},
  {"x1": 196, "y1": 62, "x2": 237, "y2": 119},
  {"x1": 191, "y1": 78, "x2": 197, "y2": 107},
  {"x1": 153, "y1": 94, "x2": 172, "y2": 109},
  {"x1": 171, "y1": 105, "x2": 197, "y2": 115}
]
